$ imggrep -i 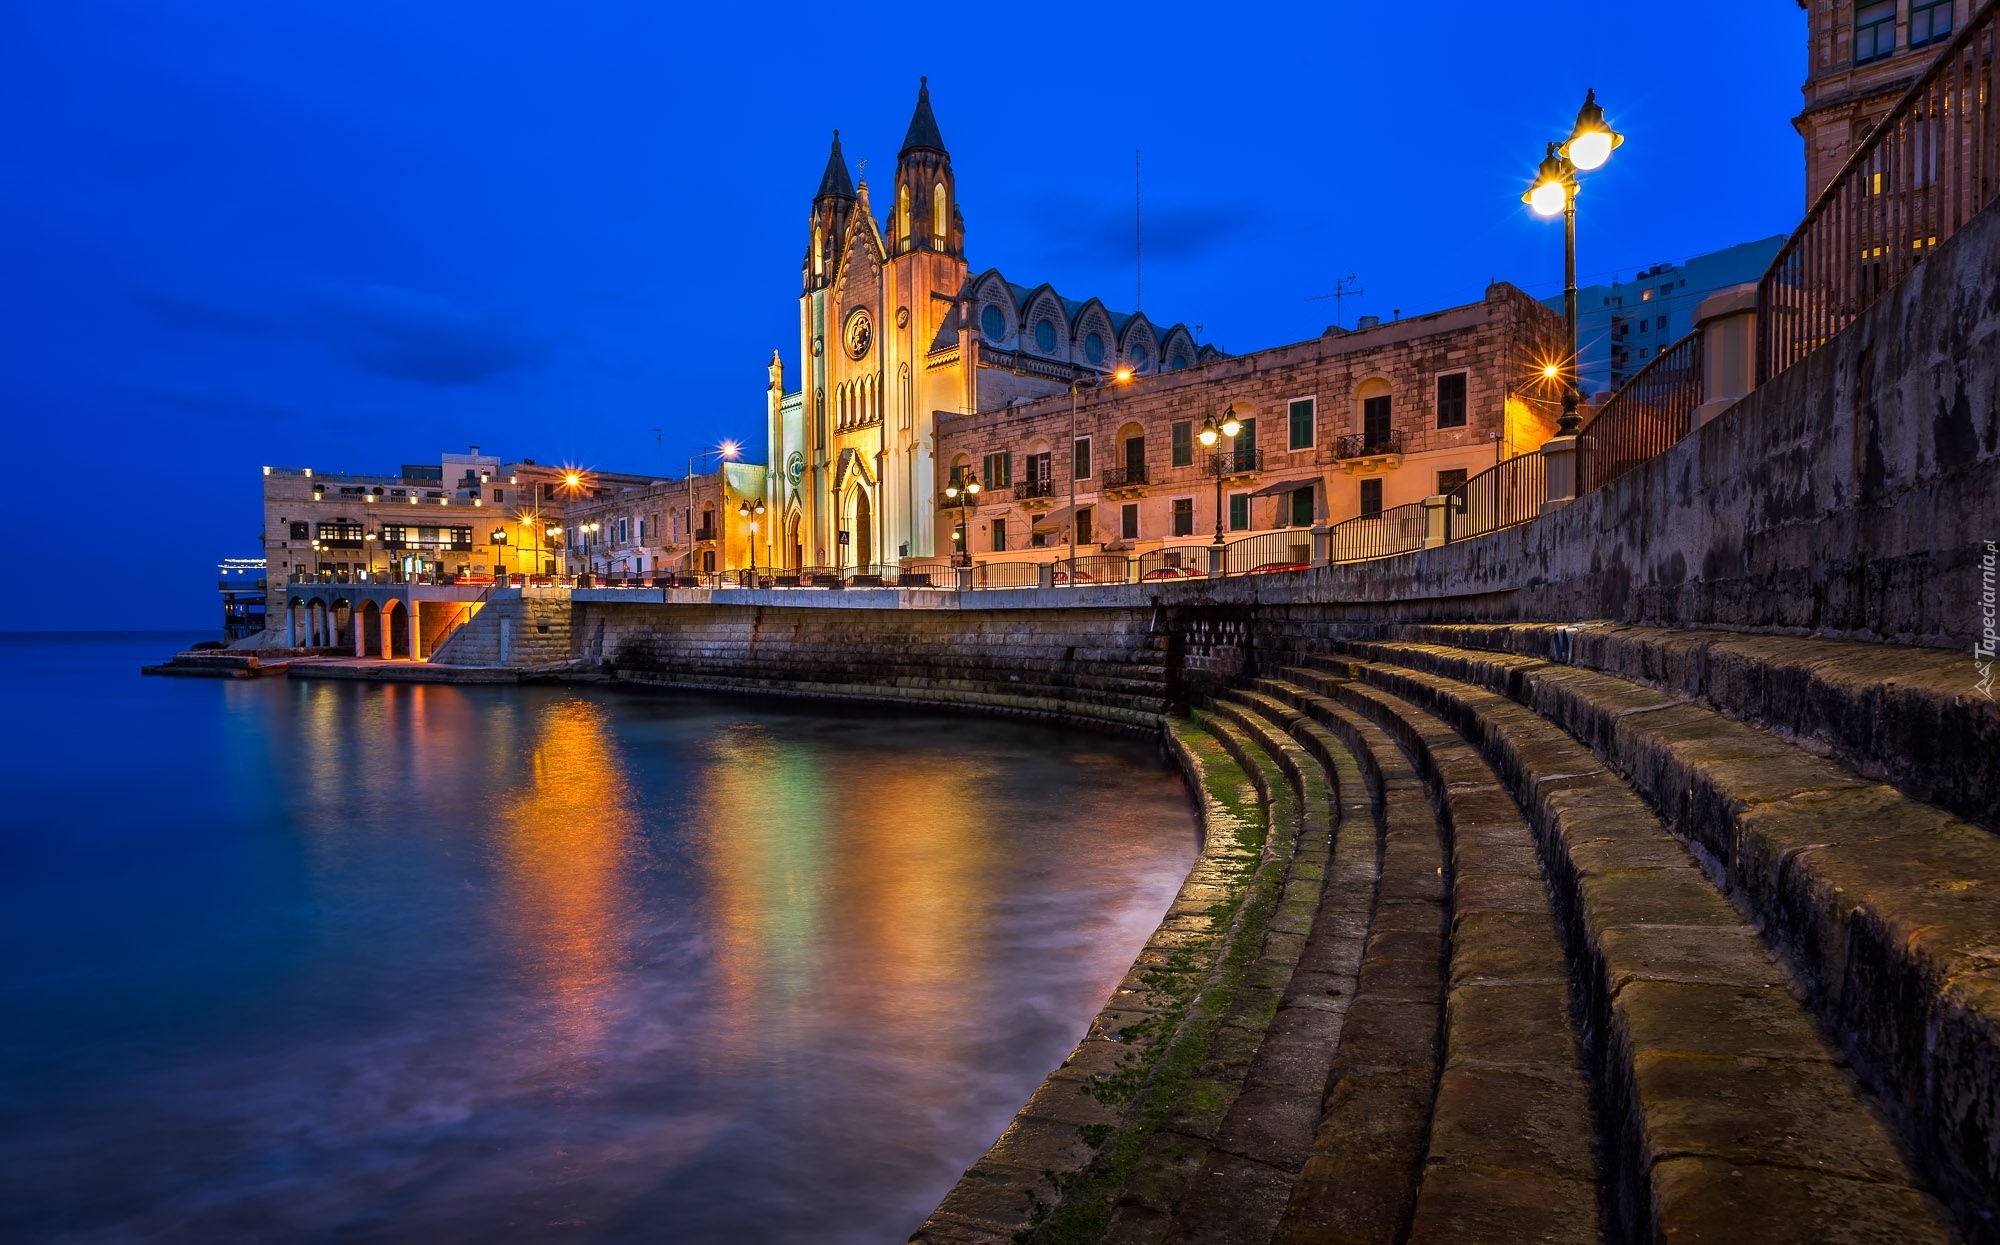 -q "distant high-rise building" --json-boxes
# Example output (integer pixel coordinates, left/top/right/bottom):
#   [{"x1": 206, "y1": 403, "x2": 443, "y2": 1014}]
[
  {"x1": 1795, "y1": 0, "x2": 1972, "y2": 204},
  {"x1": 1552, "y1": 236, "x2": 1786, "y2": 396}
]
